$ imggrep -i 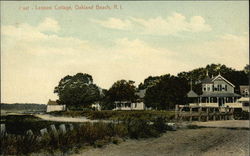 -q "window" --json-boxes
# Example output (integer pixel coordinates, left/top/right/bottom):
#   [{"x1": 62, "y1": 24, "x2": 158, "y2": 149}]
[
  {"x1": 214, "y1": 84, "x2": 218, "y2": 91},
  {"x1": 225, "y1": 85, "x2": 227, "y2": 91},
  {"x1": 218, "y1": 85, "x2": 222, "y2": 91},
  {"x1": 244, "y1": 89, "x2": 249, "y2": 96},
  {"x1": 204, "y1": 87, "x2": 206, "y2": 91},
  {"x1": 222, "y1": 84, "x2": 225, "y2": 91}
]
